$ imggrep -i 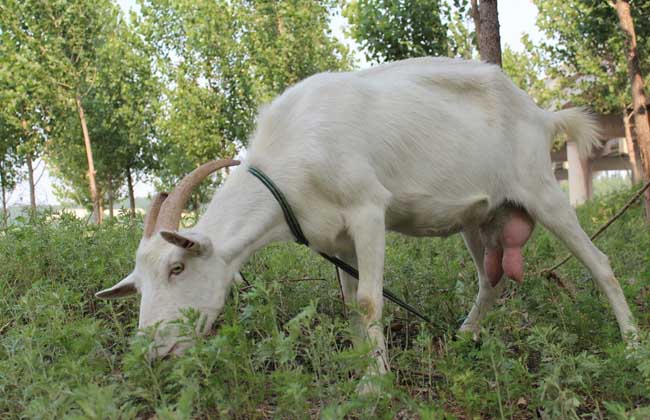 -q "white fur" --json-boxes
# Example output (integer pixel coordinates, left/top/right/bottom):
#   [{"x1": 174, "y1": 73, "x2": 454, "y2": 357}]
[{"x1": 100, "y1": 57, "x2": 637, "y2": 364}]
